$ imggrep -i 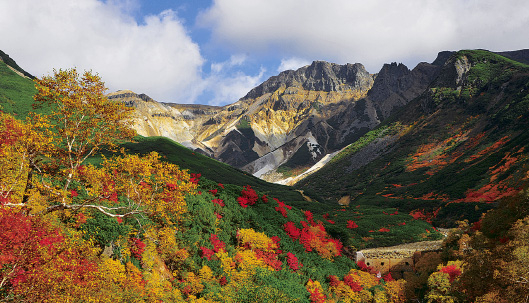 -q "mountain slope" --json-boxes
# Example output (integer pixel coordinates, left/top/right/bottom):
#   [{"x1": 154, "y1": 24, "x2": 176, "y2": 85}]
[
  {"x1": 112, "y1": 59, "x2": 443, "y2": 183},
  {"x1": 0, "y1": 49, "x2": 444, "y2": 254},
  {"x1": 0, "y1": 51, "x2": 446, "y2": 302},
  {"x1": 297, "y1": 50, "x2": 529, "y2": 226},
  {"x1": 0, "y1": 53, "x2": 37, "y2": 117}
]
